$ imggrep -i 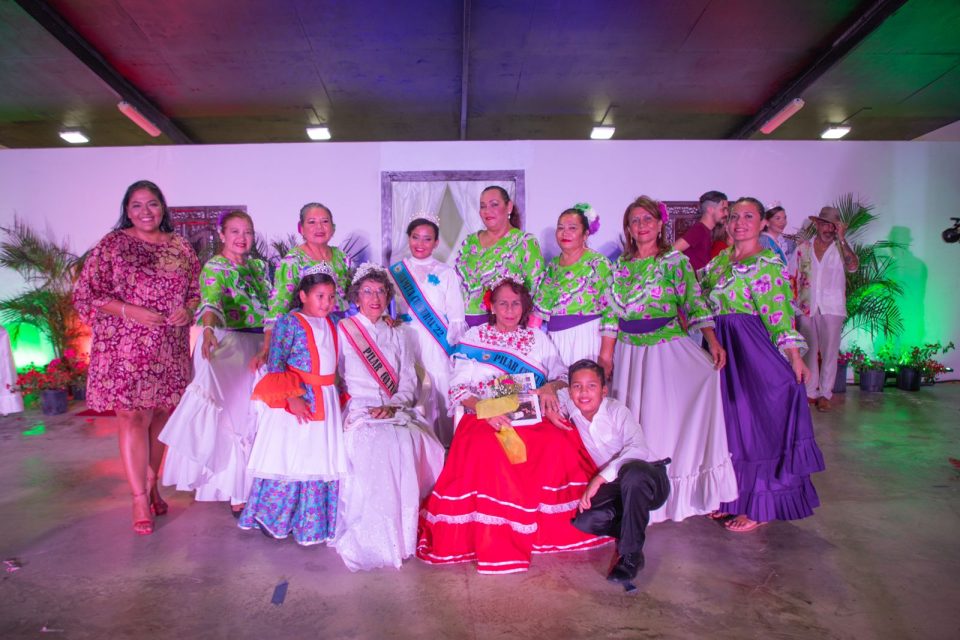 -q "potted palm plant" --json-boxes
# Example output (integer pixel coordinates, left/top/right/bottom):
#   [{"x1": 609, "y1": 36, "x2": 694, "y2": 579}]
[{"x1": 0, "y1": 218, "x2": 83, "y2": 360}]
